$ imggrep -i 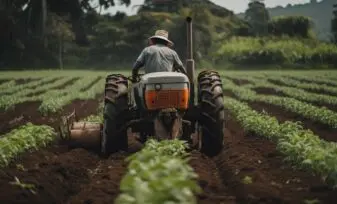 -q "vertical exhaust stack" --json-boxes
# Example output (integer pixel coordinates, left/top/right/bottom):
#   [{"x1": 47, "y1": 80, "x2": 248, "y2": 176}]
[{"x1": 186, "y1": 16, "x2": 195, "y2": 106}]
